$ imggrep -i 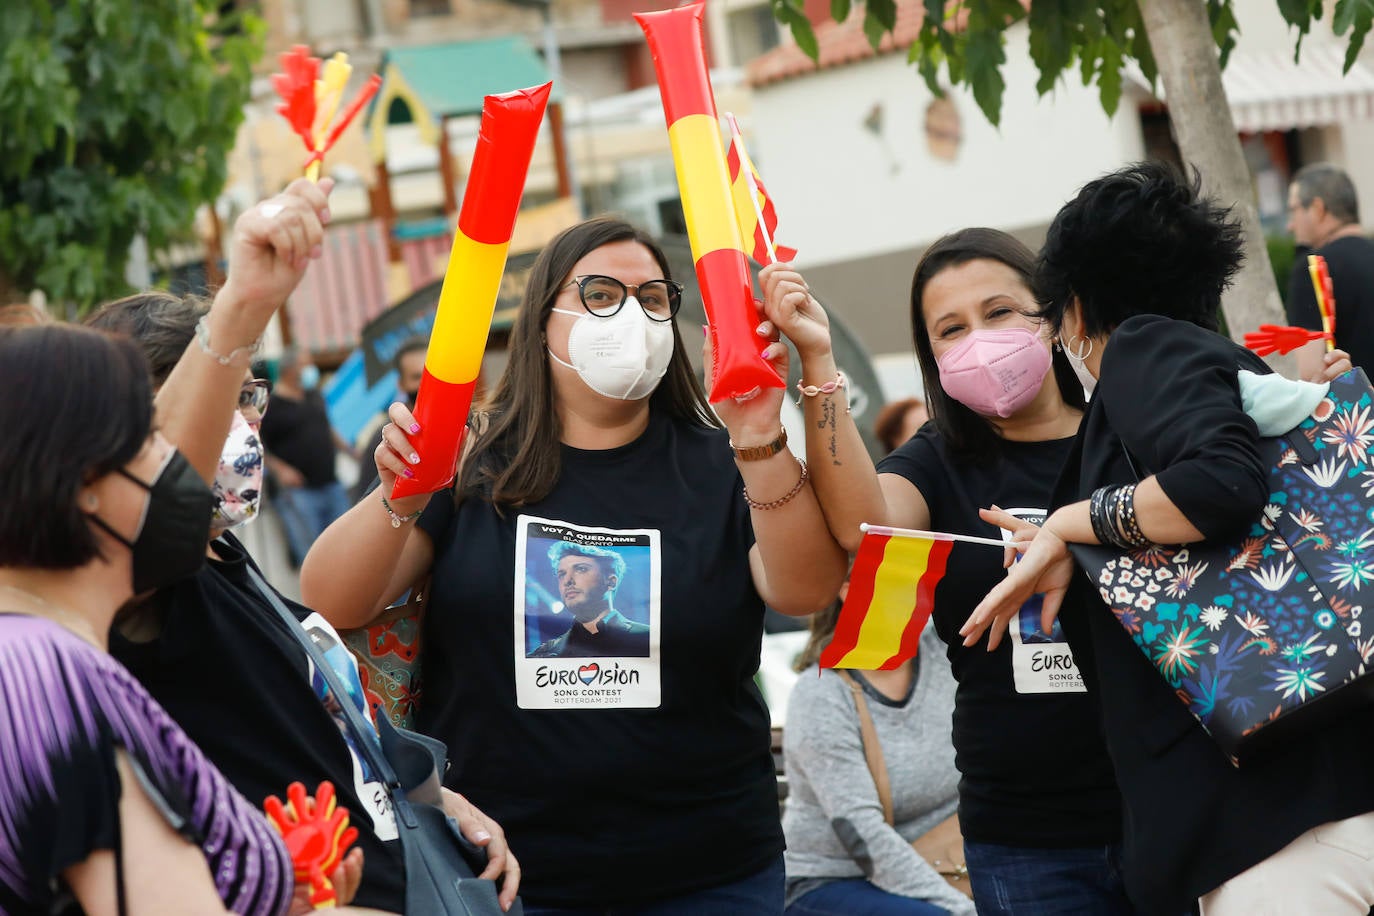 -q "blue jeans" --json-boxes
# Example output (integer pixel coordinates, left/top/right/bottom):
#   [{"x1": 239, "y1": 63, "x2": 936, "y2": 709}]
[
  {"x1": 274, "y1": 481, "x2": 350, "y2": 565},
  {"x1": 962, "y1": 841, "x2": 1138, "y2": 915},
  {"x1": 785, "y1": 879, "x2": 954, "y2": 916},
  {"x1": 522, "y1": 855, "x2": 784, "y2": 915}
]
